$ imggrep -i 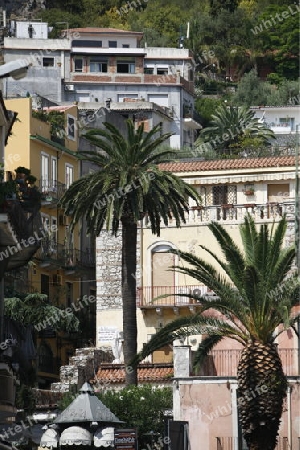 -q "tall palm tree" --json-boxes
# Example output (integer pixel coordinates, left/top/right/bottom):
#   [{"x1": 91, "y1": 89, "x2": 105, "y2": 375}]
[
  {"x1": 133, "y1": 214, "x2": 299, "y2": 449},
  {"x1": 60, "y1": 120, "x2": 200, "y2": 385},
  {"x1": 196, "y1": 104, "x2": 275, "y2": 156}
]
